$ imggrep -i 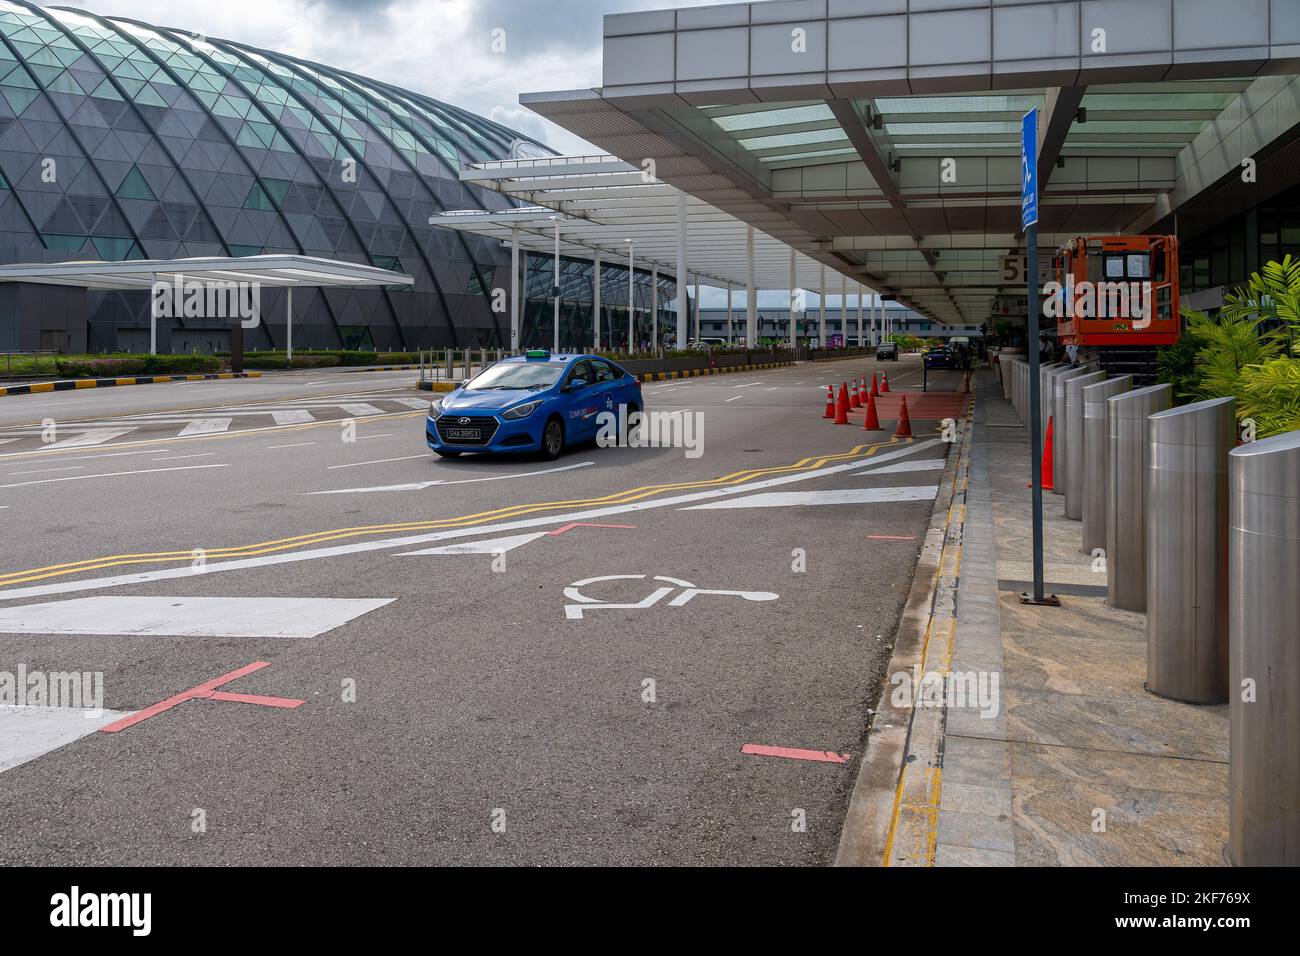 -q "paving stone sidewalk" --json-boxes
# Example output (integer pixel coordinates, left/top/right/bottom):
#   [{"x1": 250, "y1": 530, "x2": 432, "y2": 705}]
[{"x1": 935, "y1": 368, "x2": 1229, "y2": 866}]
